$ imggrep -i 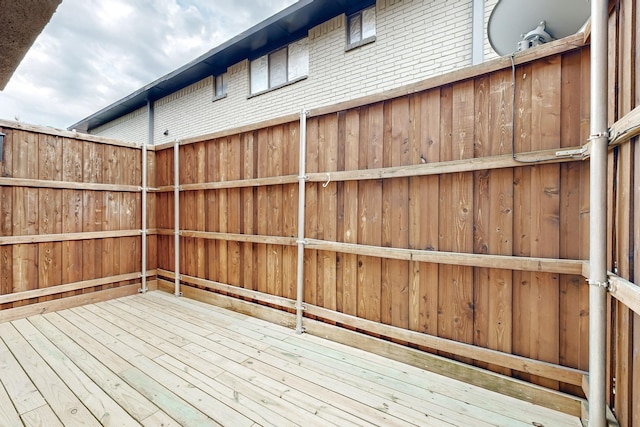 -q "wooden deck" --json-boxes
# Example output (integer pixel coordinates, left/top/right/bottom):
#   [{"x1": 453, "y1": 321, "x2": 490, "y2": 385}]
[{"x1": 0, "y1": 291, "x2": 582, "y2": 427}]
